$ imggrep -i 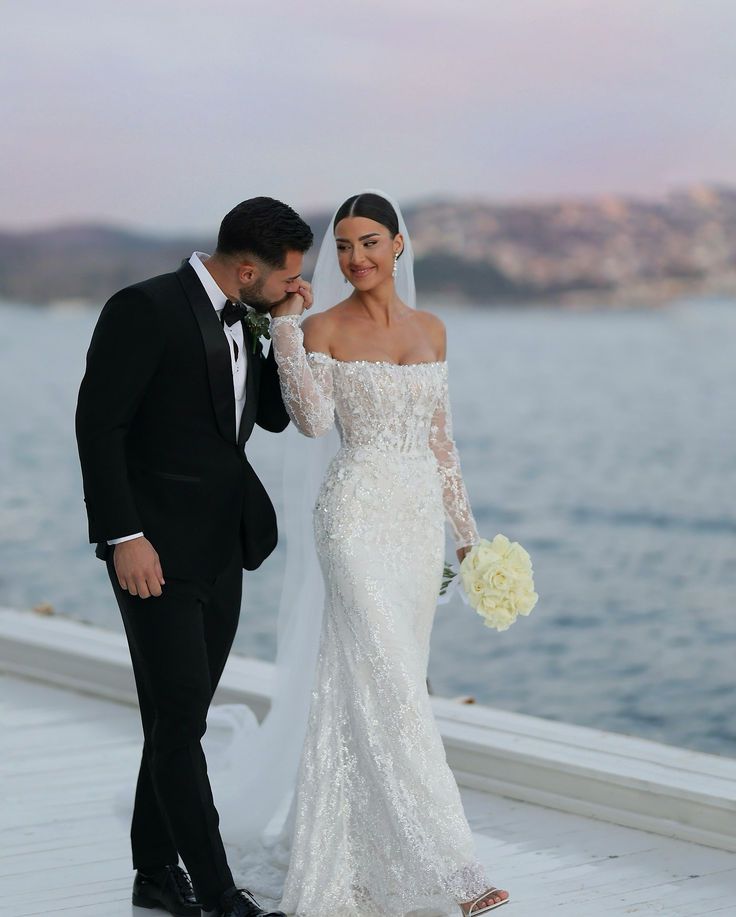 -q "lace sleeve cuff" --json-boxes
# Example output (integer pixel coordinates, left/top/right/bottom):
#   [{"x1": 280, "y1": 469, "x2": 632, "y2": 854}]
[{"x1": 269, "y1": 314, "x2": 302, "y2": 331}]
